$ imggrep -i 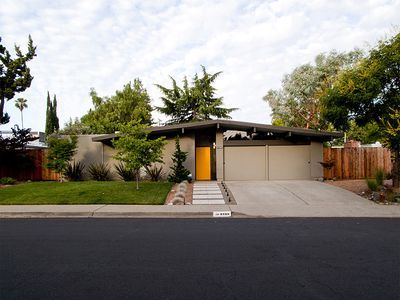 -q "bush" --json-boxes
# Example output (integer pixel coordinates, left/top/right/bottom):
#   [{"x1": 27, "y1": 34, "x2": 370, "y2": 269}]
[
  {"x1": 0, "y1": 177, "x2": 16, "y2": 185},
  {"x1": 88, "y1": 163, "x2": 111, "y2": 181},
  {"x1": 65, "y1": 161, "x2": 85, "y2": 181},
  {"x1": 115, "y1": 162, "x2": 135, "y2": 181},
  {"x1": 168, "y1": 136, "x2": 190, "y2": 183},
  {"x1": 374, "y1": 168, "x2": 385, "y2": 186},
  {"x1": 145, "y1": 165, "x2": 164, "y2": 182},
  {"x1": 366, "y1": 179, "x2": 378, "y2": 192}
]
